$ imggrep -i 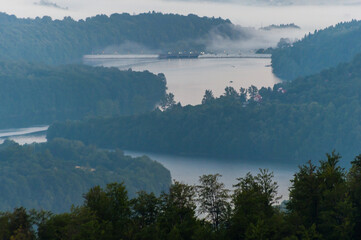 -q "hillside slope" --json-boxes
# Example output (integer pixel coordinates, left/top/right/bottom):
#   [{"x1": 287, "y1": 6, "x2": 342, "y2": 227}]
[{"x1": 272, "y1": 20, "x2": 361, "y2": 80}]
